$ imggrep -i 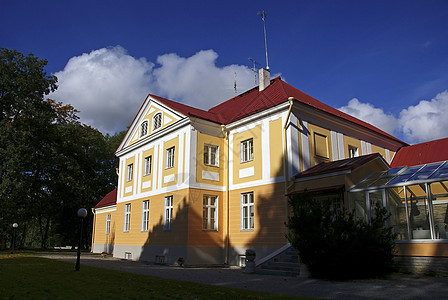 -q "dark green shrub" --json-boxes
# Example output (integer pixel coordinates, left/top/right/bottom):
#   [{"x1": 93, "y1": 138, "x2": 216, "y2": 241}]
[{"x1": 286, "y1": 191, "x2": 395, "y2": 280}]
